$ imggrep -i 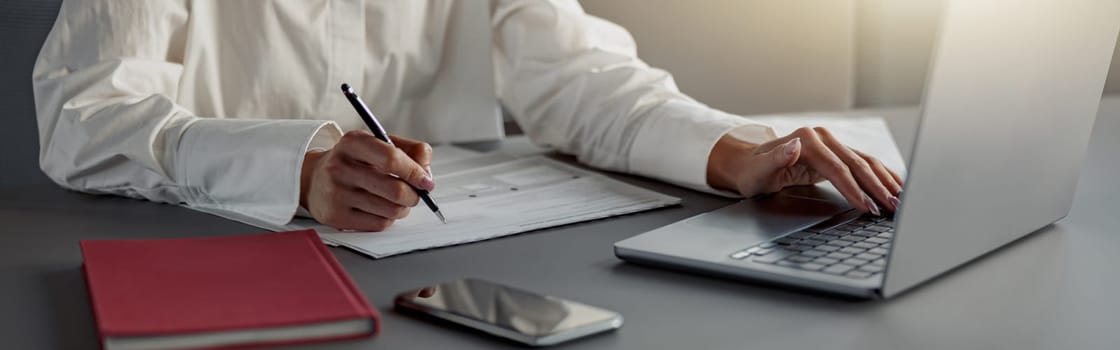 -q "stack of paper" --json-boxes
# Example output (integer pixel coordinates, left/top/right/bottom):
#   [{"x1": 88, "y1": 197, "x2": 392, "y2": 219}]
[{"x1": 280, "y1": 149, "x2": 681, "y2": 258}]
